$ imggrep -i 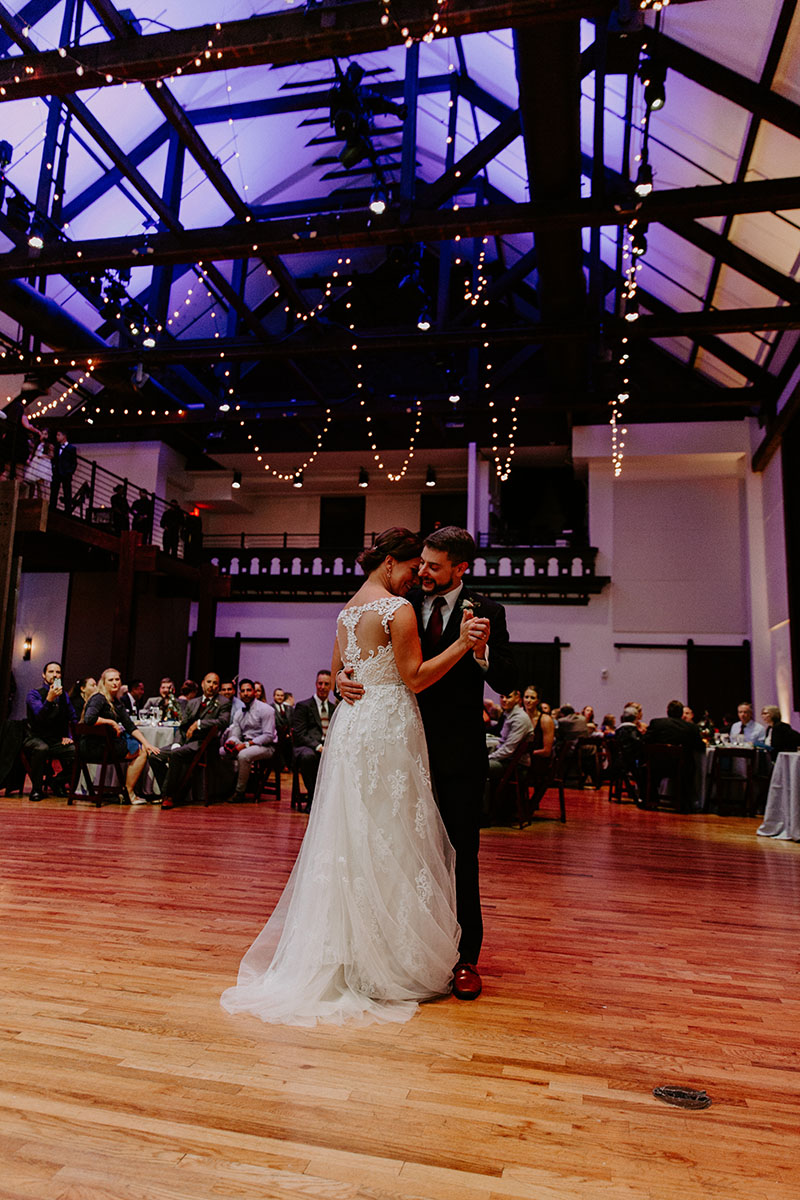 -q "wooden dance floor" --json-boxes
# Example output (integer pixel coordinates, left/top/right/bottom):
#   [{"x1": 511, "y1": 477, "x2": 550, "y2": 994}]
[{"x1": 2, "y1": 784, "x2": 799, "y2": 1200}]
